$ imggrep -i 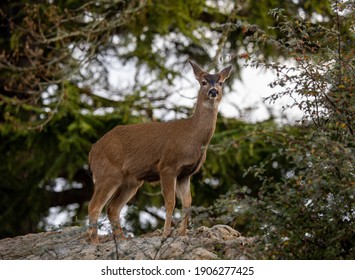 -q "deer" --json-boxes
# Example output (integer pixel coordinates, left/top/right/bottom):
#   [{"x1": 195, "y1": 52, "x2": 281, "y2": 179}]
[{"x1": 87, "y1": 60, "x2": 232, "y2": 244}]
